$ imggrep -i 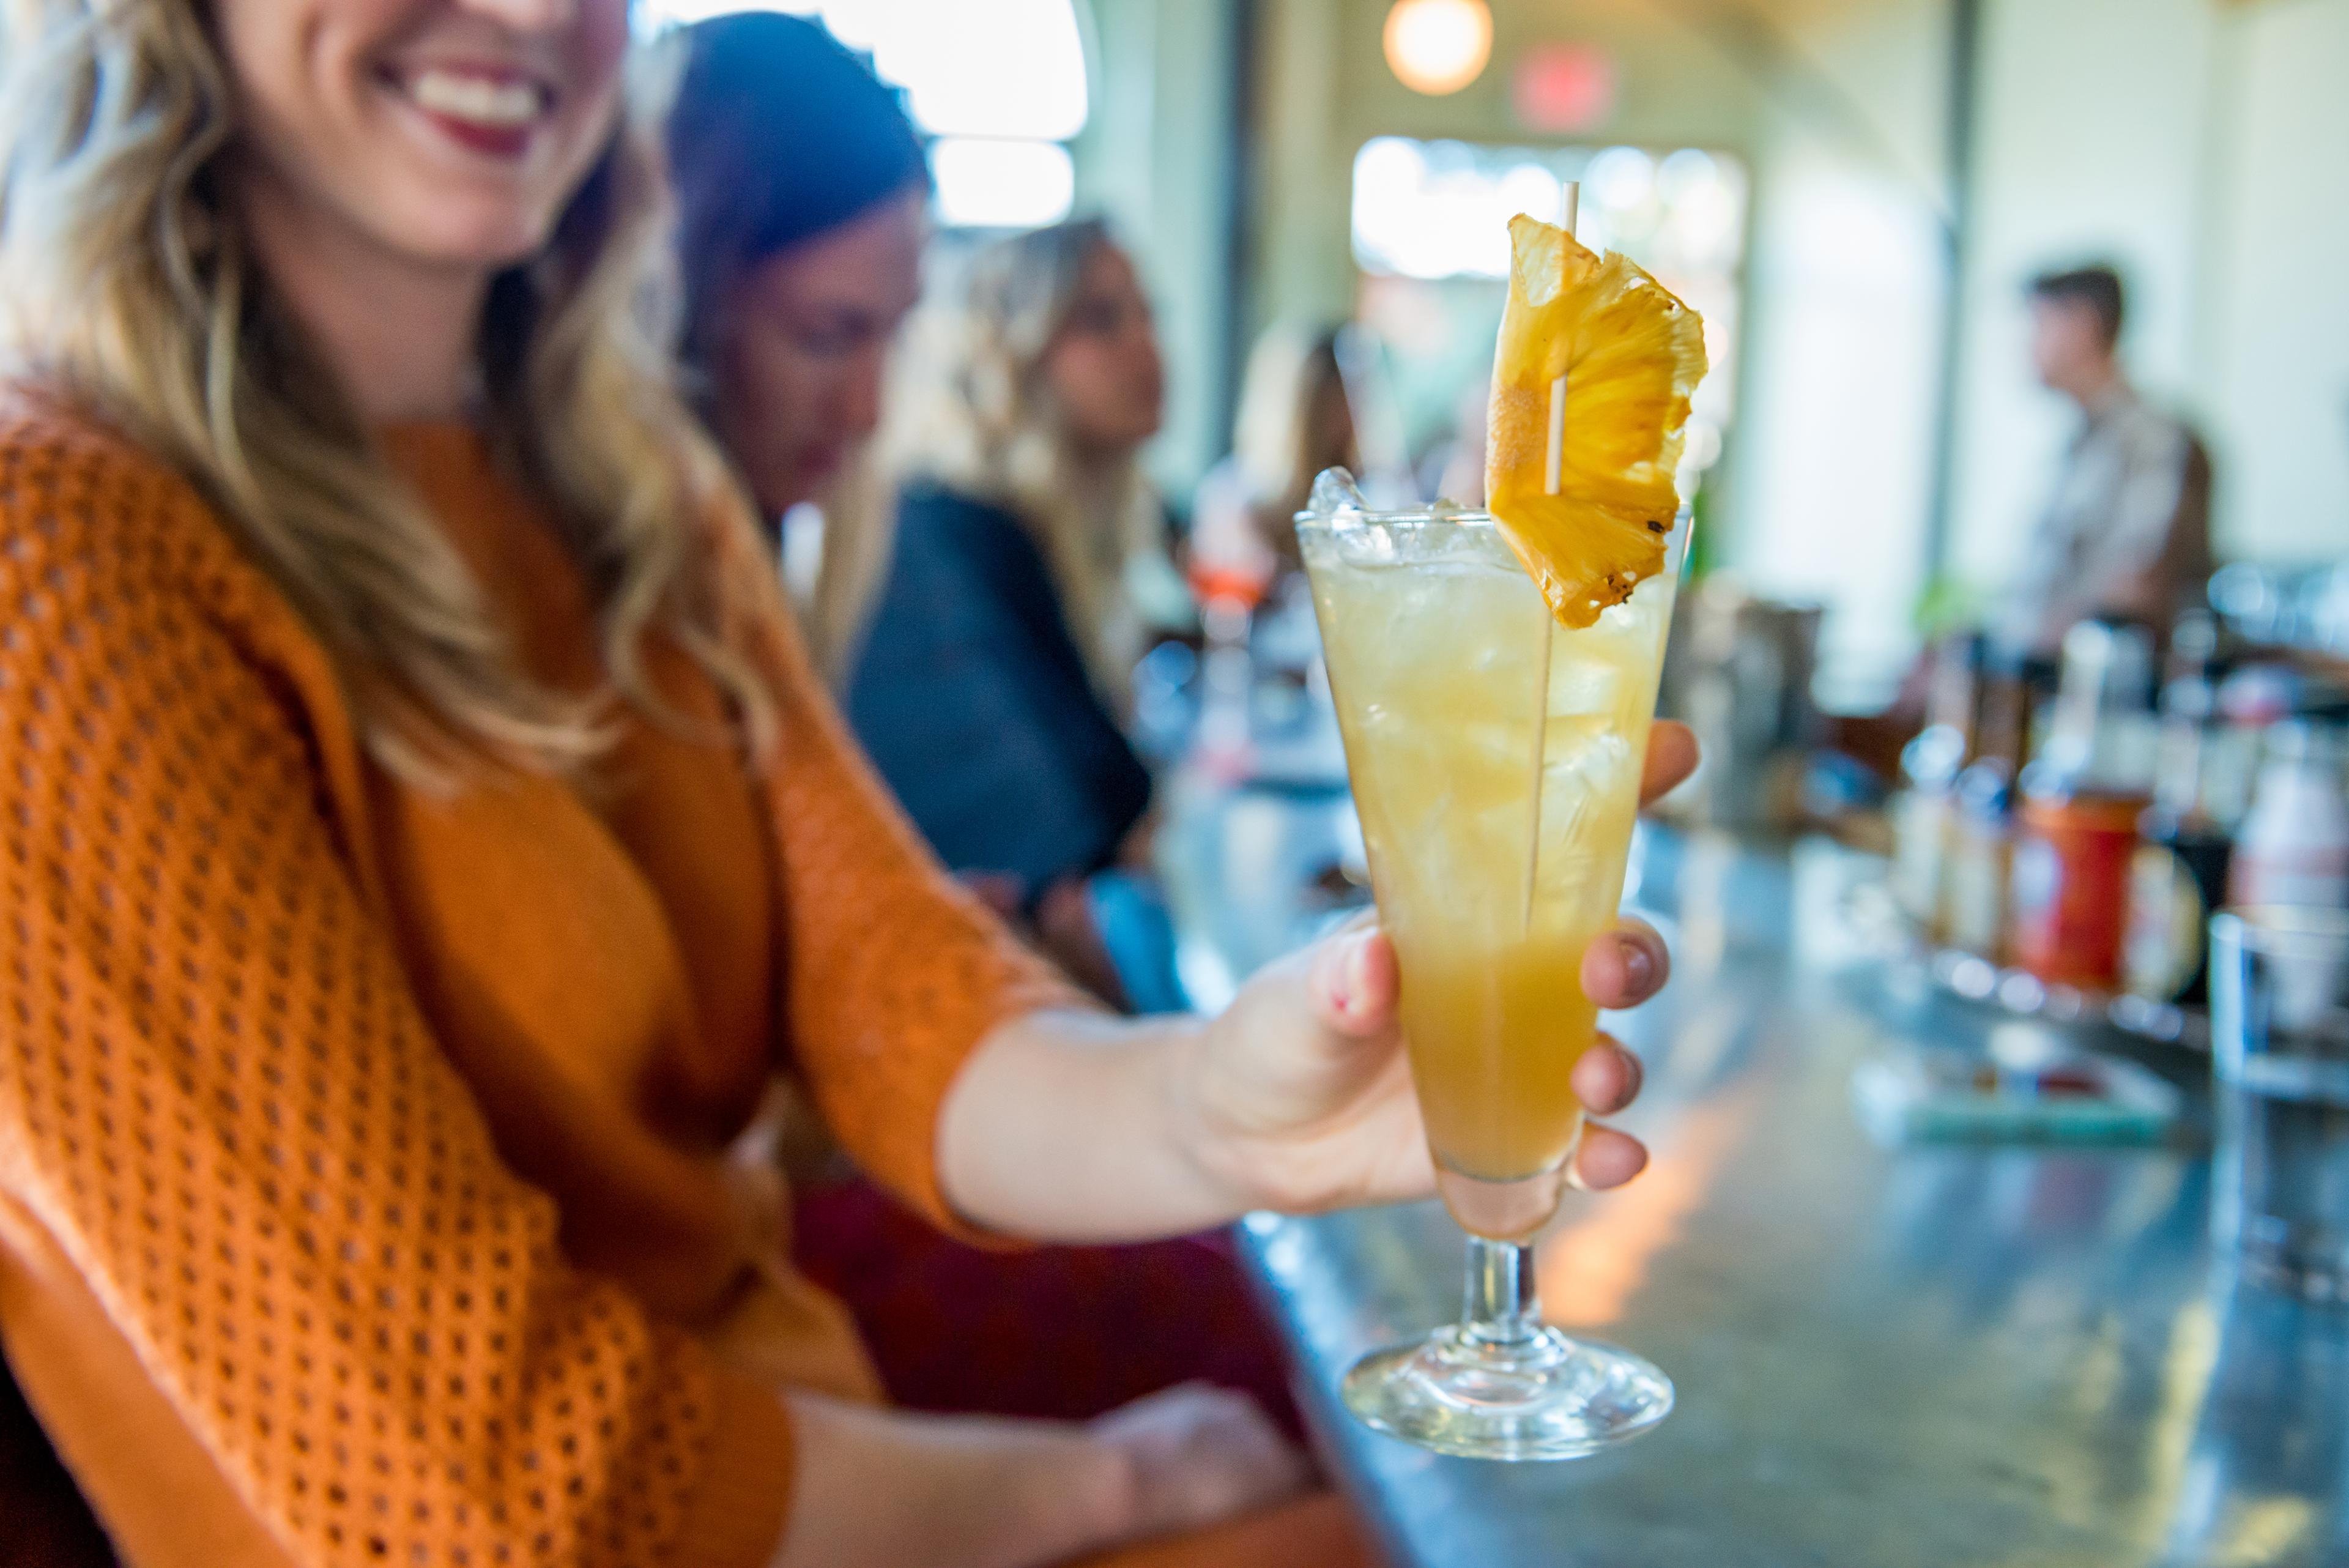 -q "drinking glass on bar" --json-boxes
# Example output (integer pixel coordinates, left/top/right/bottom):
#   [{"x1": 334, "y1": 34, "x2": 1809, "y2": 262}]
[
  {"x1": 1296, "y1": 475, "x2": 1686, "y2": 1460},
  {"x1": 2211, "y1": 907, "x2": 2349, "y2": 1302}
]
